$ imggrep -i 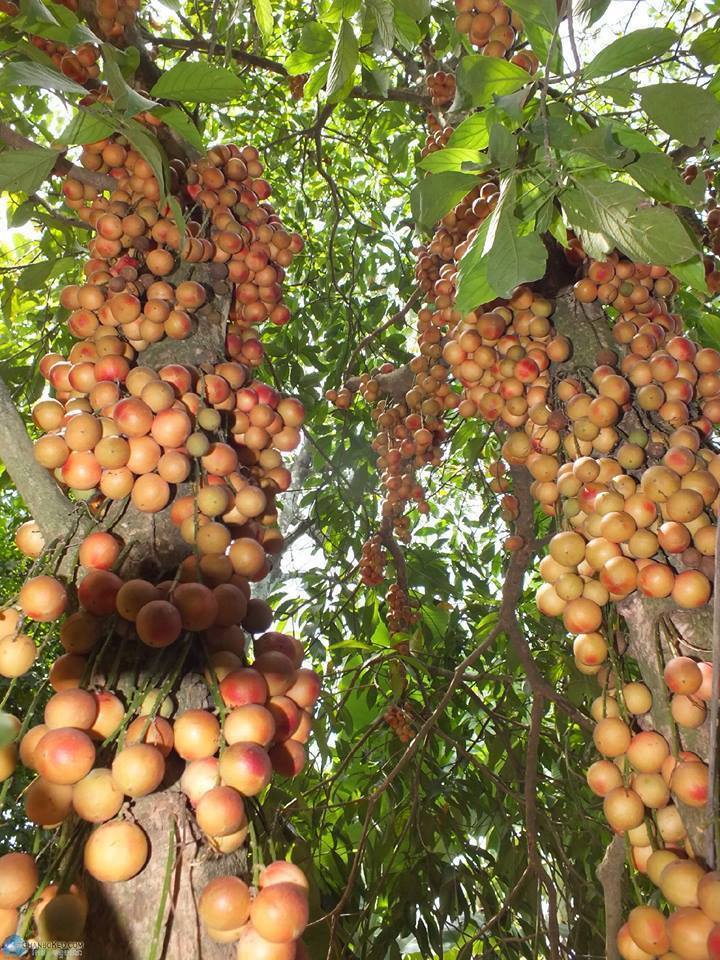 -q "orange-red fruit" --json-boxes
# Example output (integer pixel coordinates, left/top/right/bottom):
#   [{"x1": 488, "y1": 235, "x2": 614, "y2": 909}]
[
  {"x1": 136, "y1": 600, "x2": 183, "y2": 647},
  {"x1": 34, "y1": 727, "x2": 96, "y2": 784},
  {"x1": 83, "y1": 820, "x2": 149, "y2": 882},
  {"x1": 19, "y1": 575, "x2": 67, "y2": 622},
  {"x1": 173, "y1": 710, "x2": 221, "y2": 760},
  {"x1": 0, "y1": 852, "x2": 38, "y2": 908},
  {"x1": 78, "y1": 531, "x2": 121, "y2": 570},
  {"x1": 198, "y1": 876, "x2": 251, "y2": 931},
  {"x1": 218, "y1": 741, "x2": 272, "y2": 796},
  {"x1": 250, "y1": 882, "x2": 309, "y2": 943}
]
